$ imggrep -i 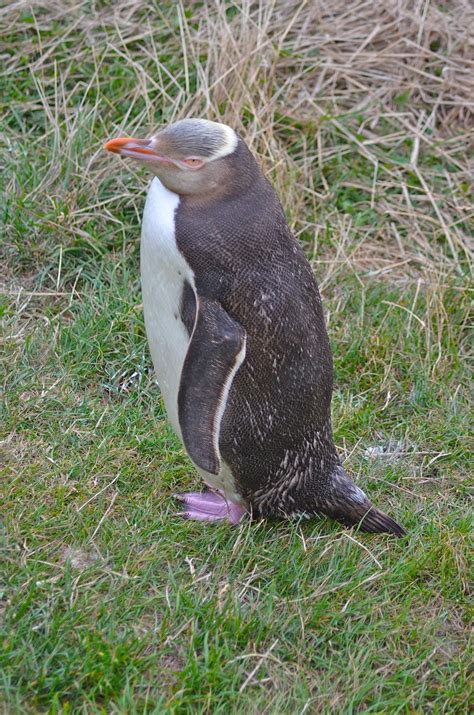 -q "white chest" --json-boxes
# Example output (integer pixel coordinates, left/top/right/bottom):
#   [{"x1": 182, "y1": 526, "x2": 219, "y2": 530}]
[{"x1": 140, "y1": 178, "x2": 194, "y2": 436}]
